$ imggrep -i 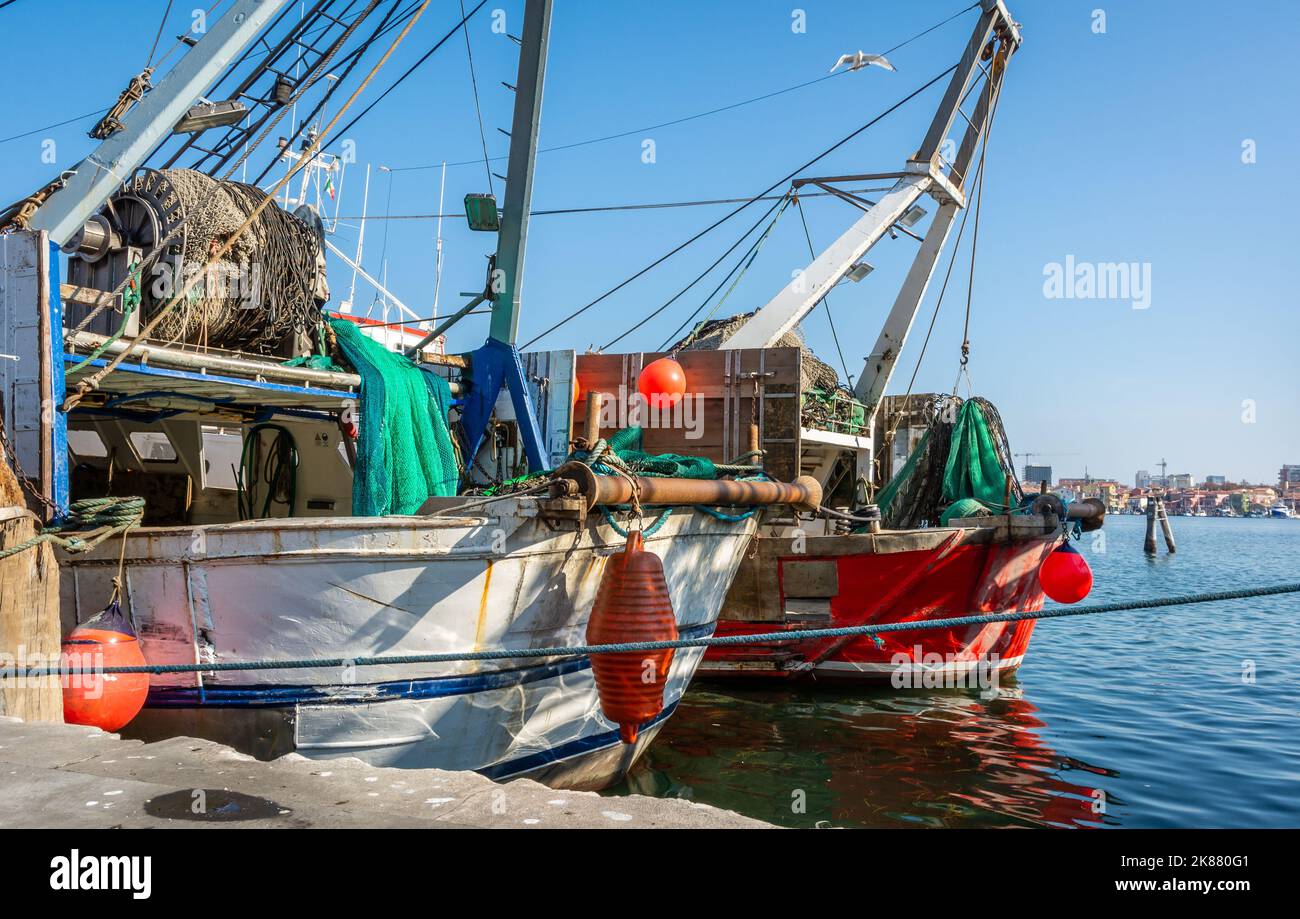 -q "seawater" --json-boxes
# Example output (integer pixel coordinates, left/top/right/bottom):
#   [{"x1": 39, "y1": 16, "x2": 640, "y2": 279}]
[{"x1": 613, "y1": 516, "x2": 1300, "y2": 828}]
